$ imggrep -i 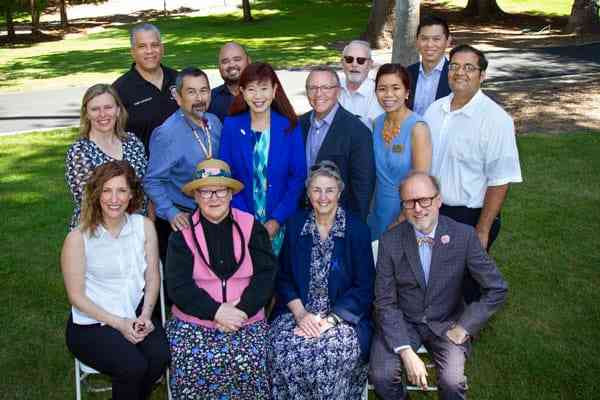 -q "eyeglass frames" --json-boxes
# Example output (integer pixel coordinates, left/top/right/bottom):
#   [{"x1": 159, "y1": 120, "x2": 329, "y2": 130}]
[
  {"x1": 343, "y1": 56, "x2": 369, "y2": 65},
  {"x1": 402, "y1": 194, "x2": 438, "y2": 209}
]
